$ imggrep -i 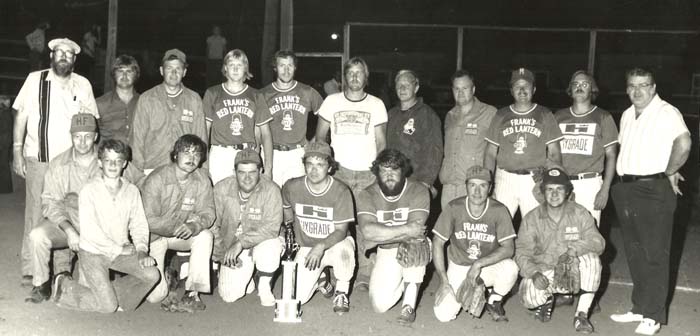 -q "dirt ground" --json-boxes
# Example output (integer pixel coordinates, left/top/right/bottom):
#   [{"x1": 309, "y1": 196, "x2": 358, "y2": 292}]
[{"x1": 1, "y1": 178, "x2": 699, "y2": 336}]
